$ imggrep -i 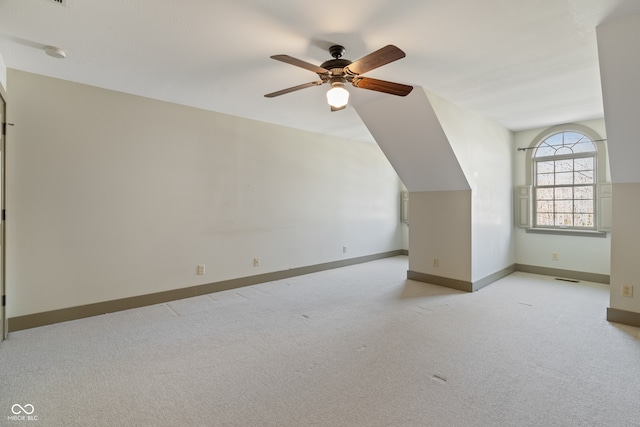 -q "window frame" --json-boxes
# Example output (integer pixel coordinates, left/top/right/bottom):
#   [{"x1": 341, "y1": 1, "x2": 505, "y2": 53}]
[
  {"x1": 519, "y1": 124, "x2": 609, "y2": 236},
  {"x1": 533, "y1": 145, "x2": 597, "y2": 230}
]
